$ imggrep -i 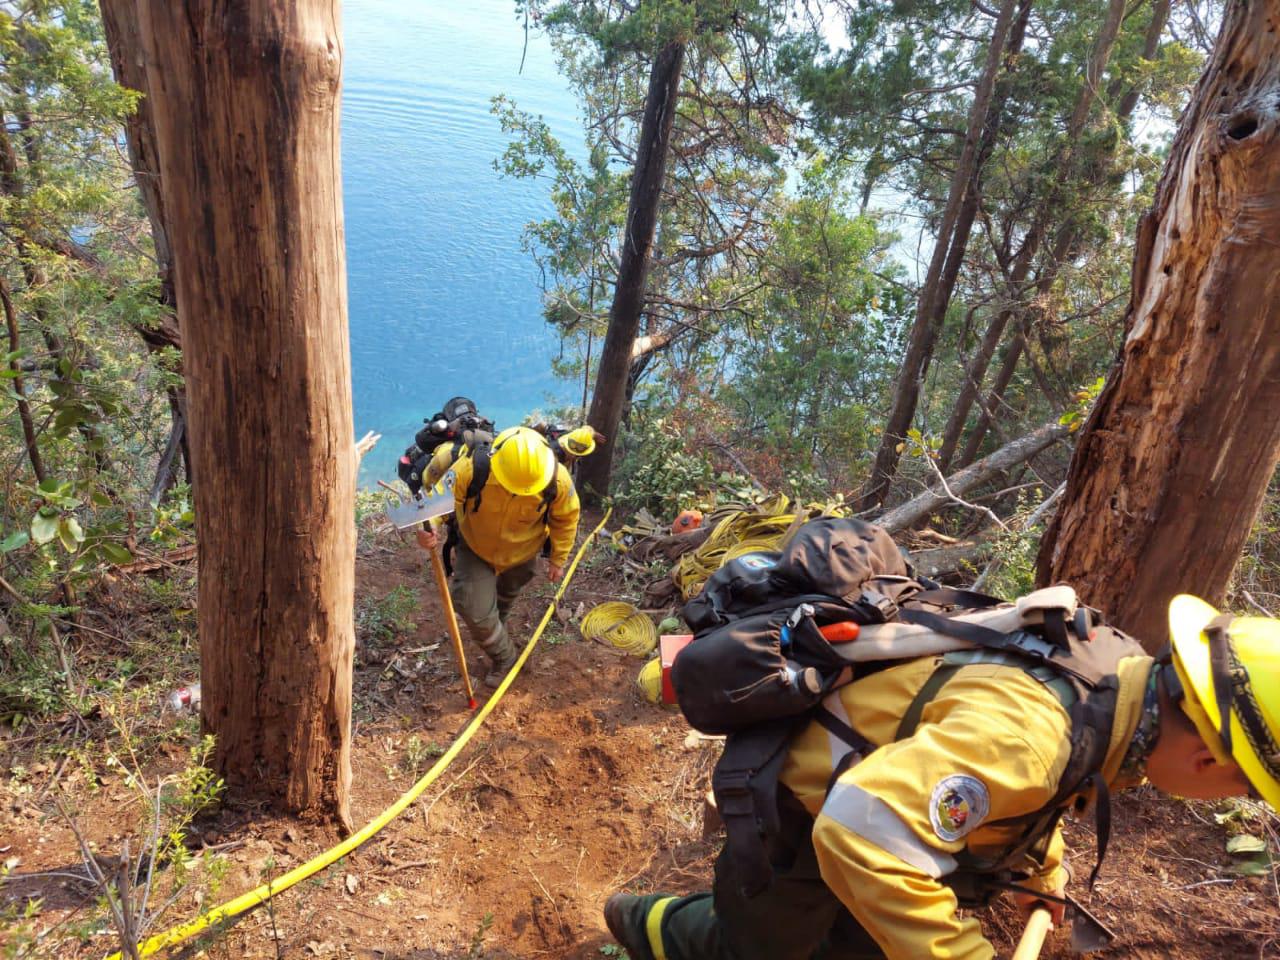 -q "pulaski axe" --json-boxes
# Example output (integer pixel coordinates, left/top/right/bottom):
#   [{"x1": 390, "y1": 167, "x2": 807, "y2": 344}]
[{"x1": 381, "y1": 476, "x2": 477, "y2": 710}]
